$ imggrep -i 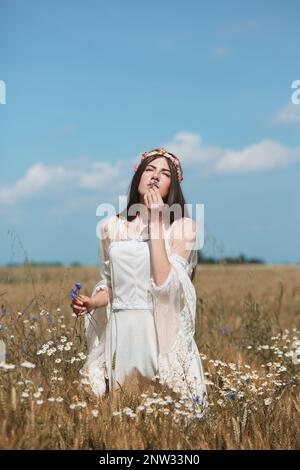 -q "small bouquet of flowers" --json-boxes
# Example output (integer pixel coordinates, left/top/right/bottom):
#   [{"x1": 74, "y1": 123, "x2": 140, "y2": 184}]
[
  {"x1": 69, "y1": 282, "x2": 97, "y2": 339},
  {"x1": 70, "y1": 282, "x2": 83, "y2": 340},
  {"x1": 70, "y1": 282, "x2": 83, "y2": 302}
]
